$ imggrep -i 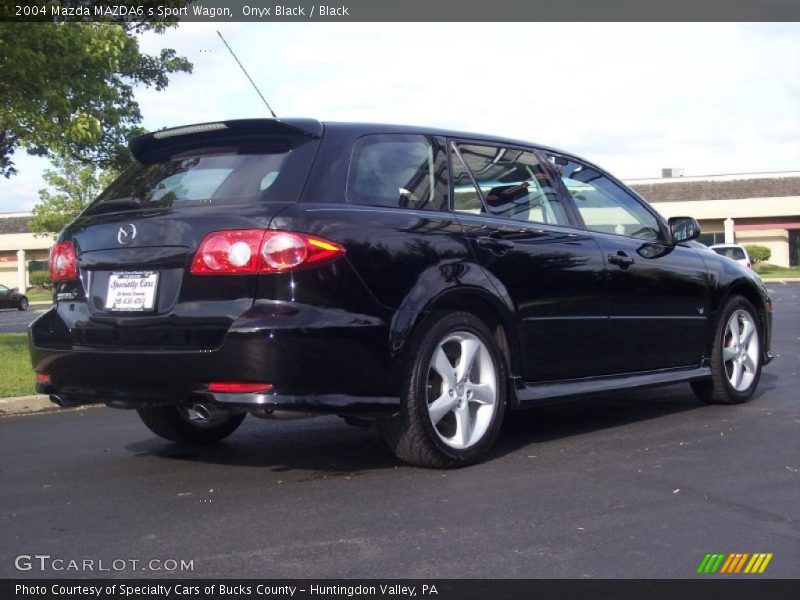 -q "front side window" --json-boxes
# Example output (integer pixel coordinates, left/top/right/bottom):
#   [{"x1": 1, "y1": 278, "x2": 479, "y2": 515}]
[
  {"x1": 452, "y1": 143, "x2": 569, "y2": 225},
  {"x1": 347, "y1": 135, "x2": 448, "y2": 211},
  {"x1": 547, "y1": 153, "x2": 662, "y2": 240}
]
